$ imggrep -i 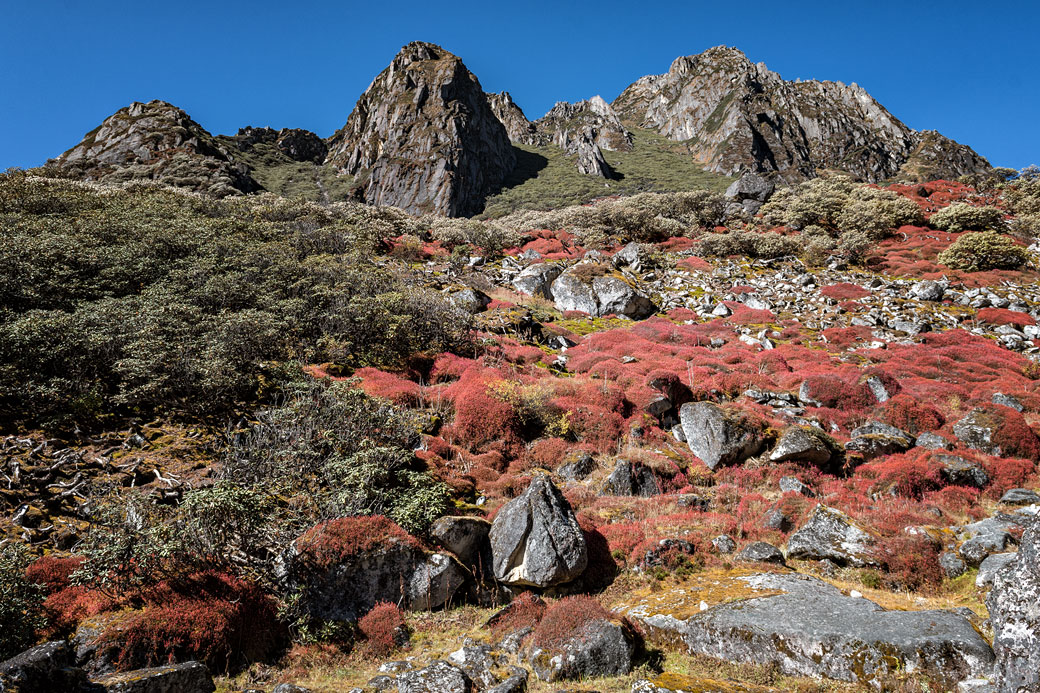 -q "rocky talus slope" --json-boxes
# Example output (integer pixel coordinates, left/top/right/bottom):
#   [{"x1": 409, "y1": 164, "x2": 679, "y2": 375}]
[
  {"x1": 326, "y1": 41, "x2": 515, "y2": 216},
  {"x1": 612, "y1": 46, "x2": 991, "y2": 183}
]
